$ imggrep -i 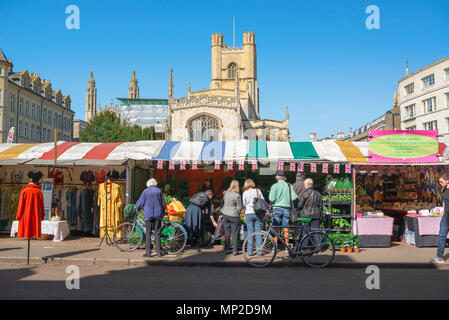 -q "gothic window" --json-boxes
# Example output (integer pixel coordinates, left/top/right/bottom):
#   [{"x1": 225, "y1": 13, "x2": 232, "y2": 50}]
[
  {"x1": 228, "y1": 63, "x2": 237, "y2": 79},
  {"x1": 189, "y1": 115, "x2": 219, "y2": 141}
]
